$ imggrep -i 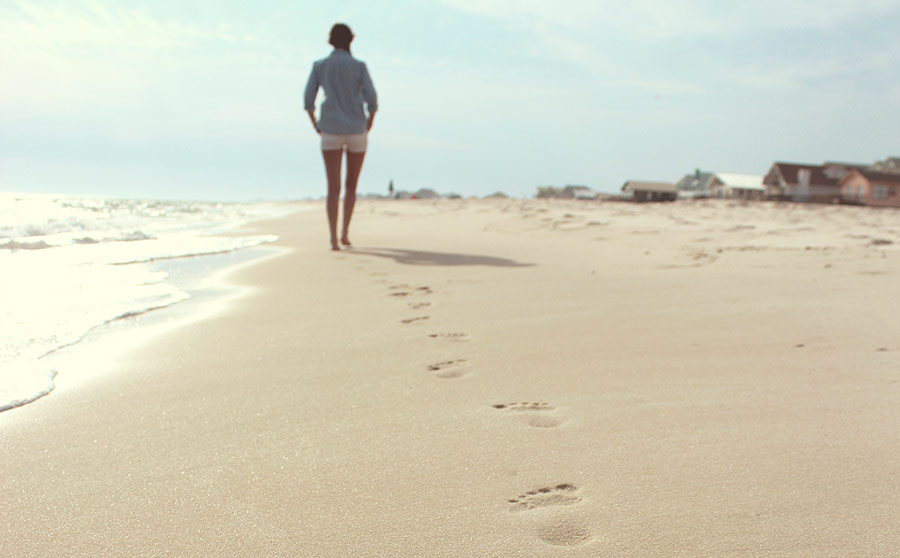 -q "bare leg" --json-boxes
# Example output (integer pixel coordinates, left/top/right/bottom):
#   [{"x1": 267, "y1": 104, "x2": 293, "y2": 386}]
[
  {"x1": 341, "y1": 150, "x2": 366, "y2": 246},
  {"x1": 322, "y1": 149, "x2": 343, "y2": 250}
]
